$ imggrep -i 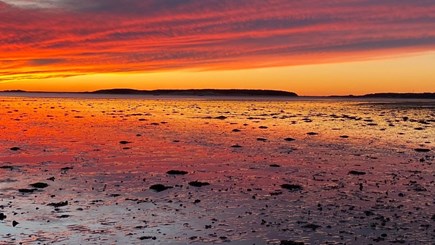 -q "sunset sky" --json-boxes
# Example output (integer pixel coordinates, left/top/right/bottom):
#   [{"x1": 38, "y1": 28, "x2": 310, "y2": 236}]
[{"x1": 1, "y1": 0, "x2": 434, "y2": 95}]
